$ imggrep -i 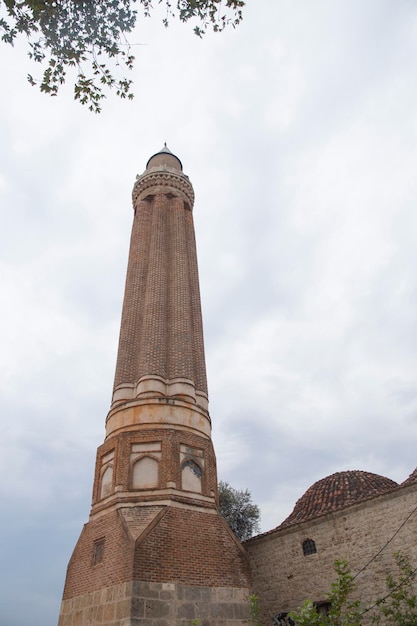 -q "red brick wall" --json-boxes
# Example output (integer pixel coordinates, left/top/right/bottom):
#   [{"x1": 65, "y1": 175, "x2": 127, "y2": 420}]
[
  {"x1": 63, "y1": 510, "x2": 135, "y2": 599},
  {"x1": 113, "y1": 190, "x2": 207, "y2": 396},
  {"x1": 63, "y1": 504, "x2": 251, "y2": 601},
  {"x1": 134, "y1": 507, "x2": 251, "y2": 587}
]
